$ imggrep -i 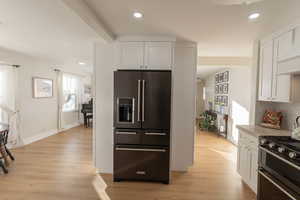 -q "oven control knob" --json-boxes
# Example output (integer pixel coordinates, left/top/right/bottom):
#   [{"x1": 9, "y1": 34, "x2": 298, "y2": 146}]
[
  {"x1": 269, "y1": 143, "x2": 276, "y2": 149},
  {"x1": 289, "y1": 152, "x2": 298, "y2": 159},
  {"x1": 278, "y1": 147, "x2": 285, "y2": 153}
]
